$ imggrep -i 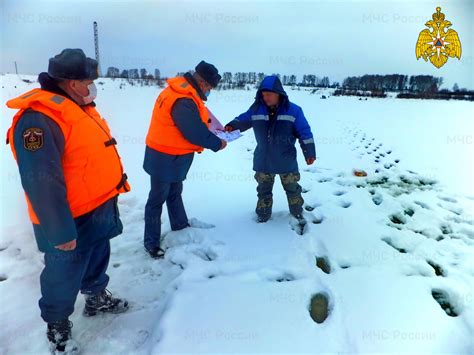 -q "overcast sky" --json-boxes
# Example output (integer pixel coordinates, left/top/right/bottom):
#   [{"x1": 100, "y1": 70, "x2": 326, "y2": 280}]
[{"x1": 1, "y1": 0, "x2": 472, "y2": 89}]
